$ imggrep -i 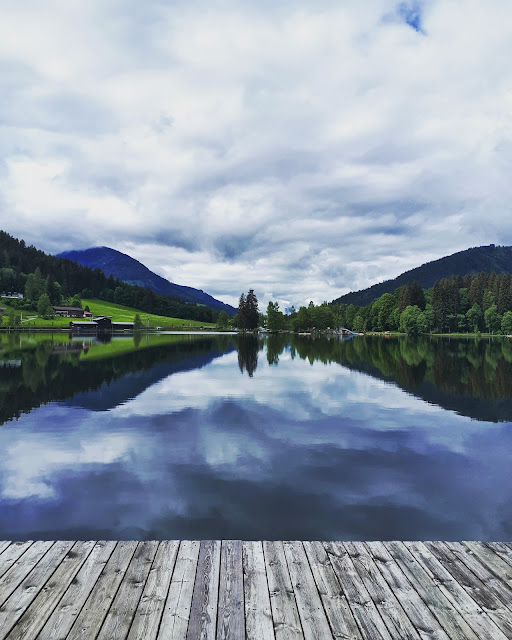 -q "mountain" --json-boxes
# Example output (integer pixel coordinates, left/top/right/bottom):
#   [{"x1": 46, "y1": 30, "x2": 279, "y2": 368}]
[
  {"x1": 333, "y1": 244, "x2": 512, "y2": 306},
  {"x1": 57, "y1": 247, "x2": 235, "y2": 315},
  {"x1": 0, "y1": 230, "x2": 218, "y2": 323}
]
